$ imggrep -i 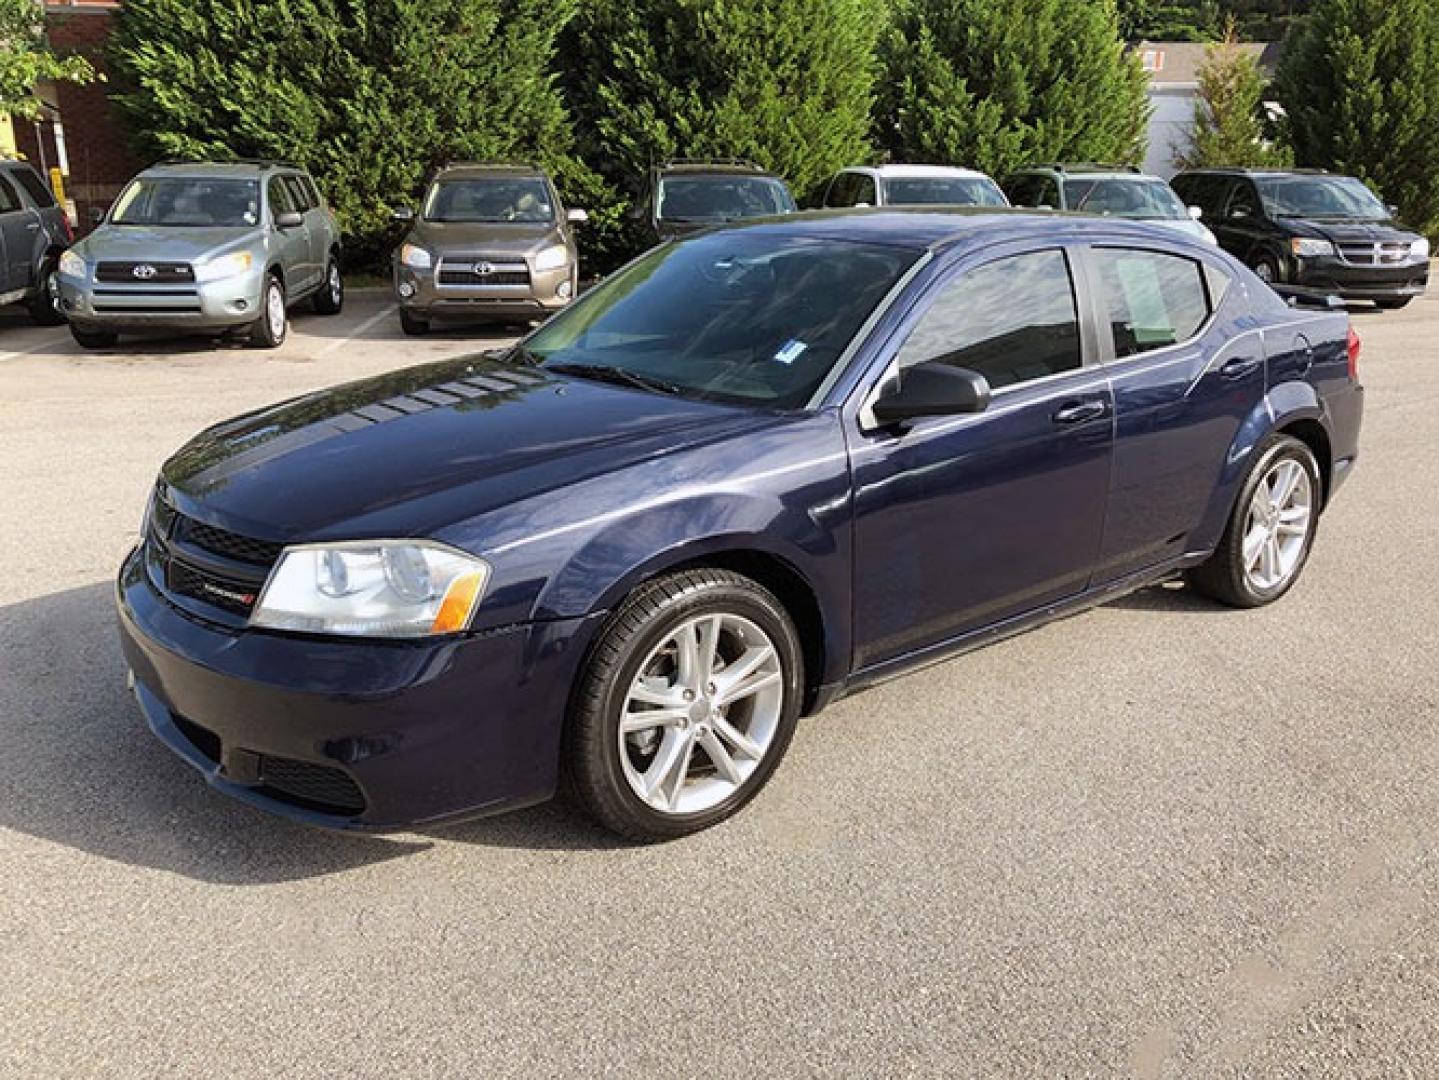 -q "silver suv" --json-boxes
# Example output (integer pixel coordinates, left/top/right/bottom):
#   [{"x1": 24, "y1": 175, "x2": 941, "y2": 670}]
[
  {"x1": 391, "y1": 163, "x2": 586, "y2": 335},
  {"x1": 0, "y1": 156, "x2": 73, "y2": 326},
  {"x1": 57, "y1": 160, "x2": 344, "y2": 349}
]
